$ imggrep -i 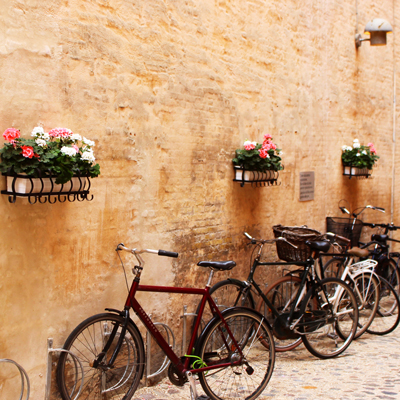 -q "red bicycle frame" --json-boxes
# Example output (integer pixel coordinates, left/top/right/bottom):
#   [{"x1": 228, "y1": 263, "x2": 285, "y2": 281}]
[{"x1": 125, "y1": 277, "x2": 244, "y2": 375}]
